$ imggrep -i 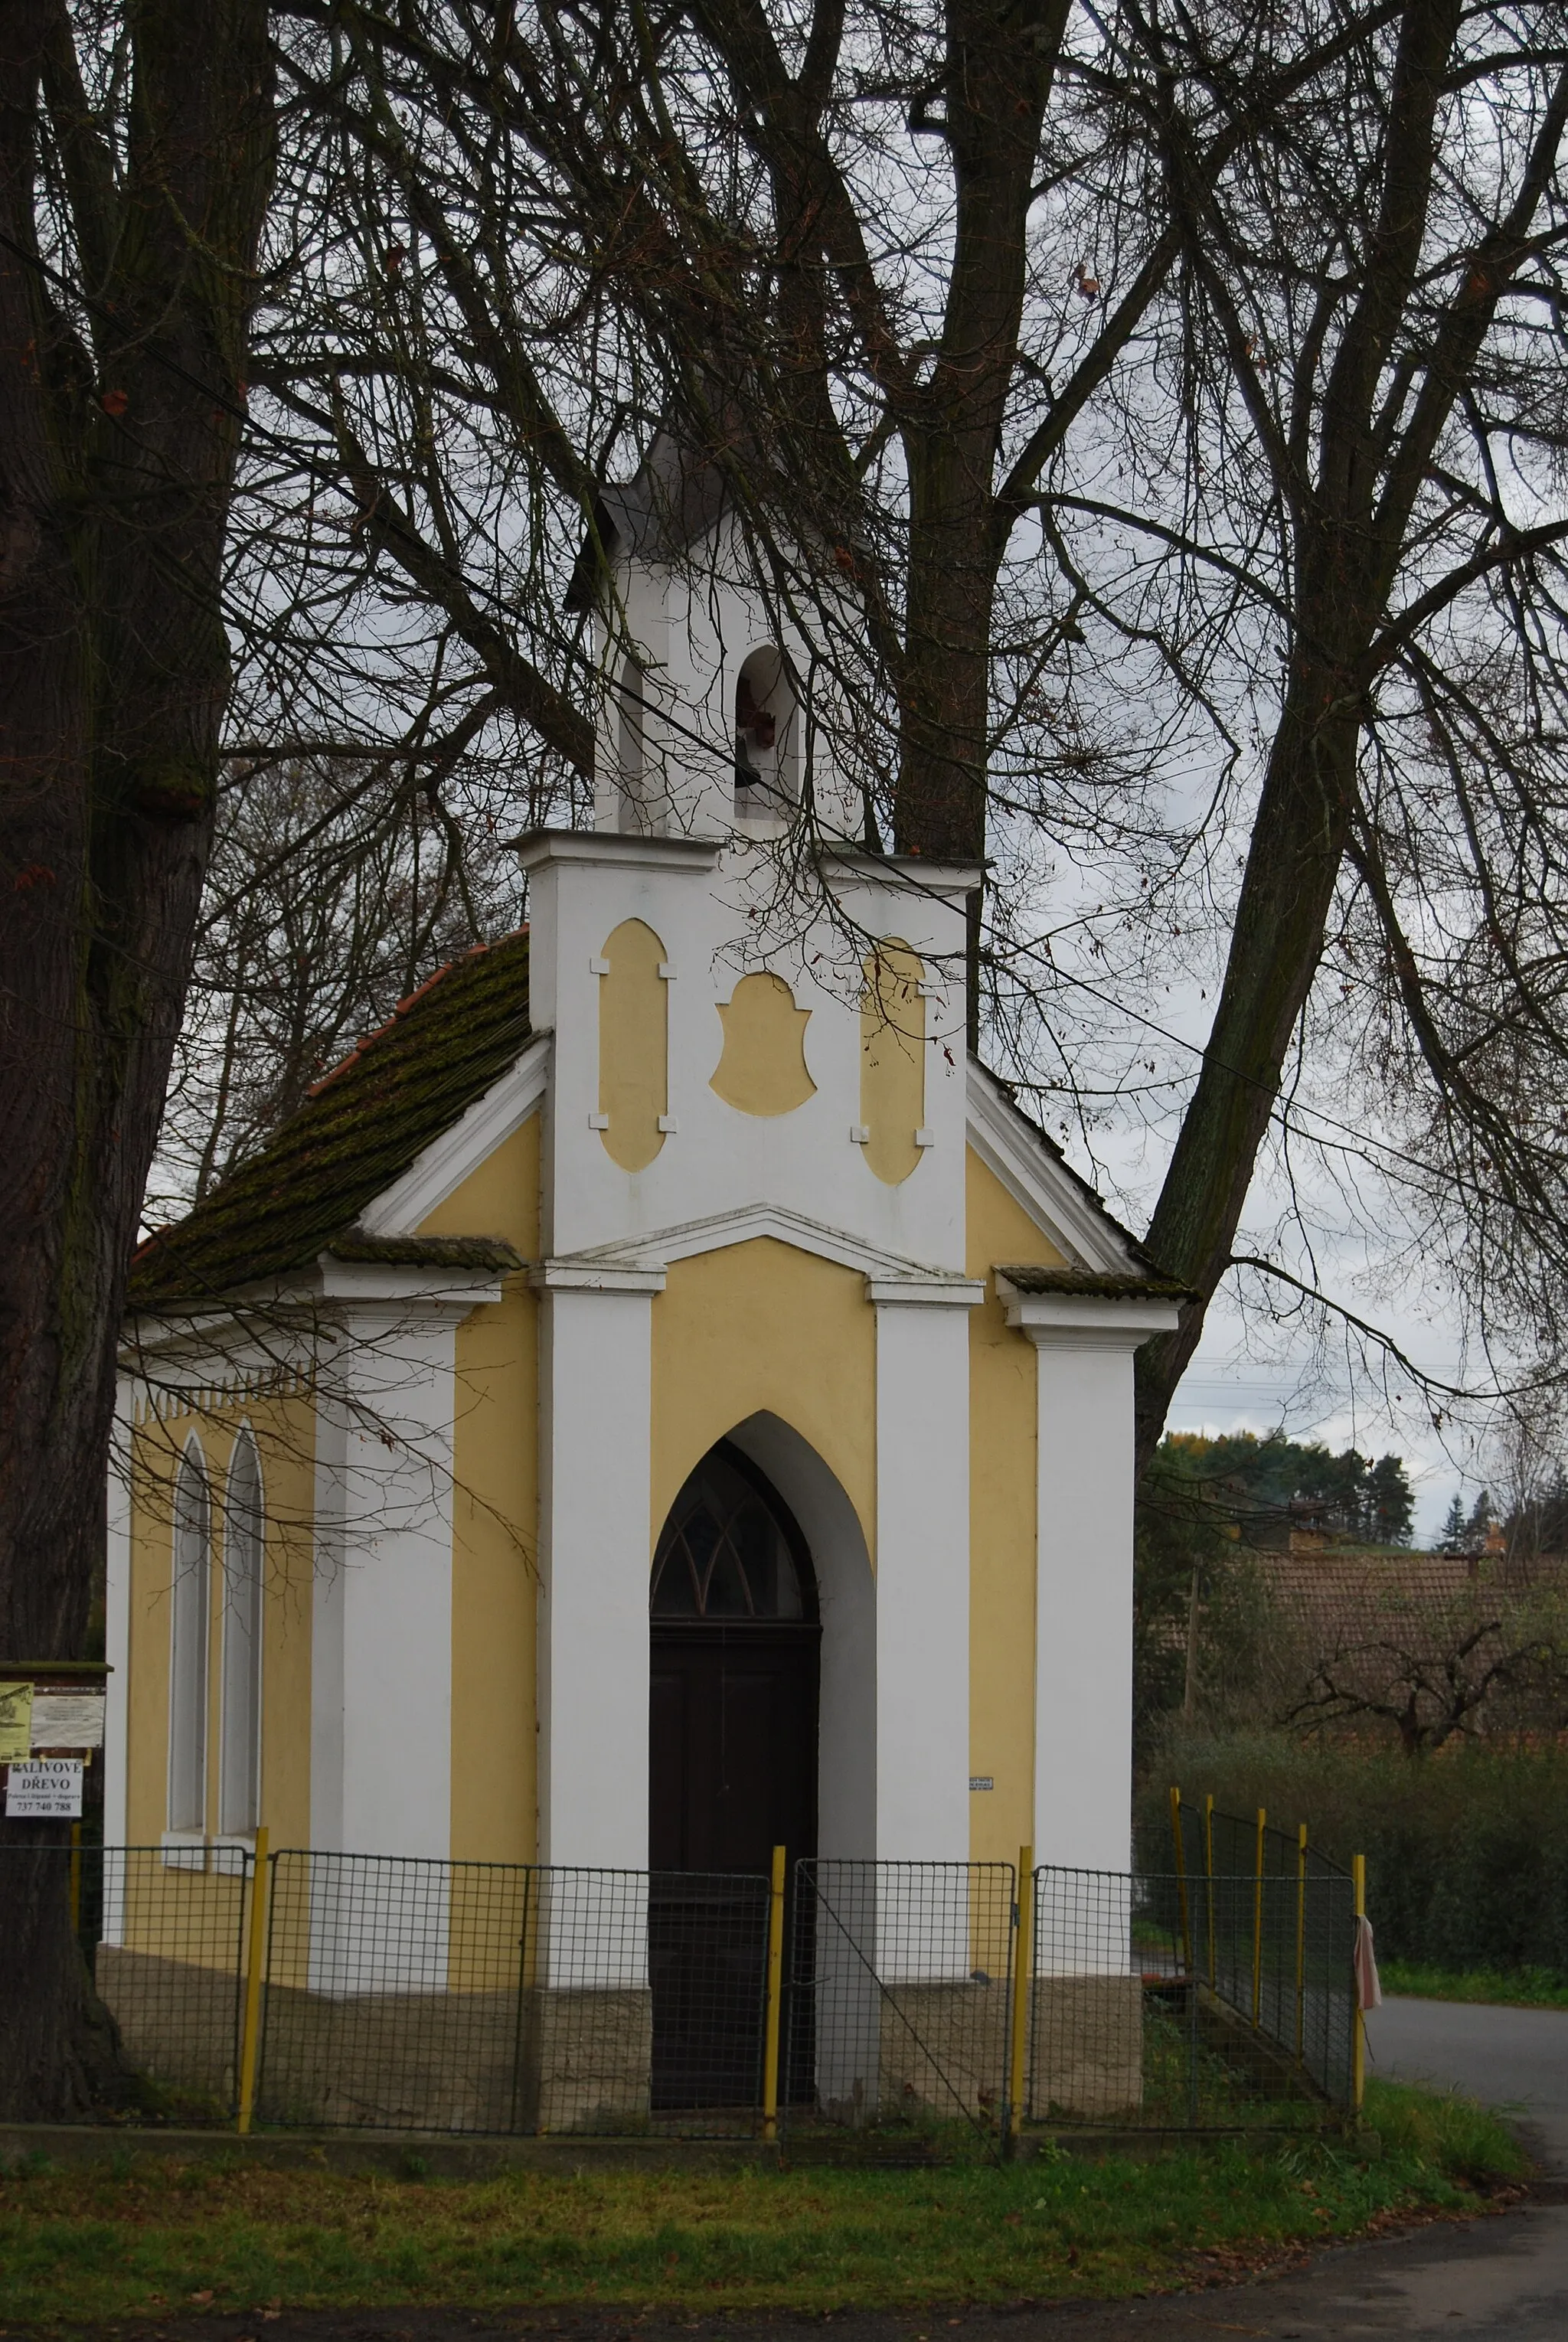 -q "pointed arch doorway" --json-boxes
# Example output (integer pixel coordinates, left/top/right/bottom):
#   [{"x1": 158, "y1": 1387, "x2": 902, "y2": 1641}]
[{"x1": 649, "y1": 1438, "x2": 820, "y2": 2106}]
